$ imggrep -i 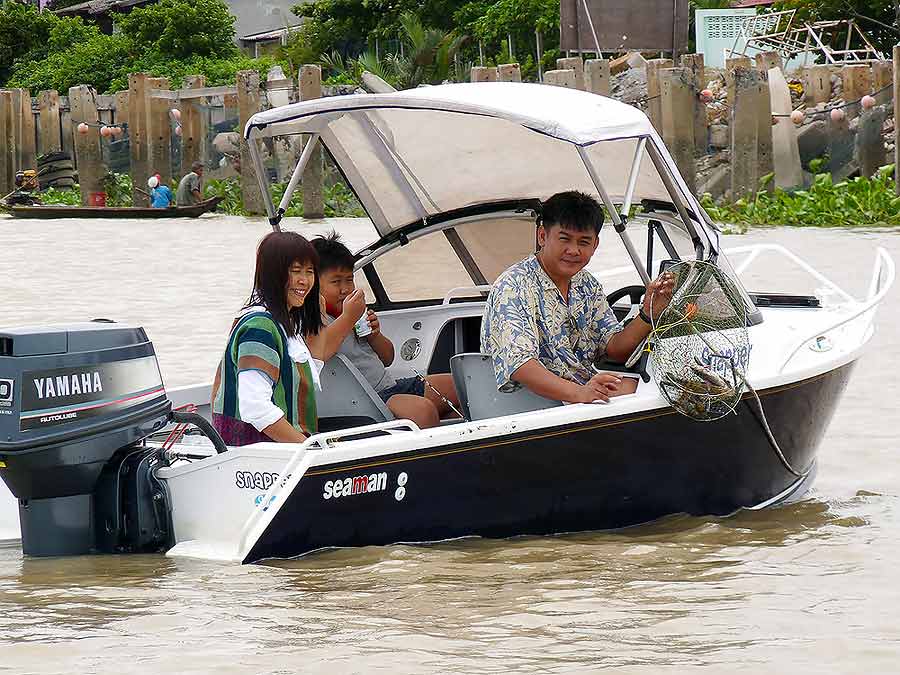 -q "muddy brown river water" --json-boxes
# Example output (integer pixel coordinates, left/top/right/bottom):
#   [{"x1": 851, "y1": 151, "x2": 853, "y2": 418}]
[{"x1": 0, "y1": 217, "x2": 898, "y2": 673}]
